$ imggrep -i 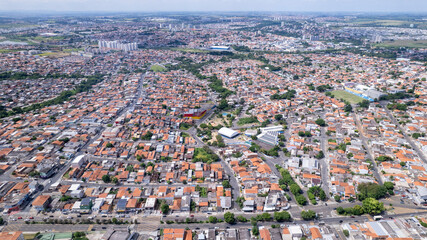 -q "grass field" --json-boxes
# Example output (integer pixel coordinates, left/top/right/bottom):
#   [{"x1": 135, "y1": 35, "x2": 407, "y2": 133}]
[
  {"x1": 170, "y1": 47, "x2": 208, "y2": 53},
  {"x1": 150, "y1": 64, "x2": 167, "y2": 72},
  {"x1": 331, "y1": 90, "x2": 365, "y2": 104},
  {"x1": 37, "y1": 51, "x2": 70, "y2": 58},
  {"x1": 374, "y1": 40, "x2": 427, "y2": 49}
]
